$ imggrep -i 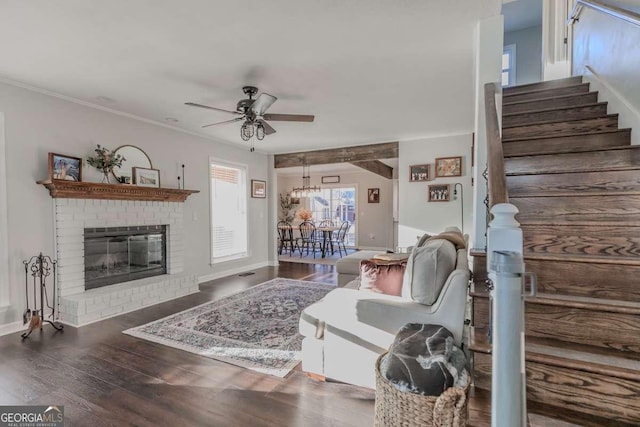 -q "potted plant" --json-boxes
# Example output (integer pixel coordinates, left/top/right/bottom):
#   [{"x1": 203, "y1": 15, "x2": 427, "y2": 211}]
[
  {"x1": 86, "y1": 145, "x2": 126, "y2": 184},
  {"x1": 279, "y1": 193, "x2": 297, "y2": 224}
]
